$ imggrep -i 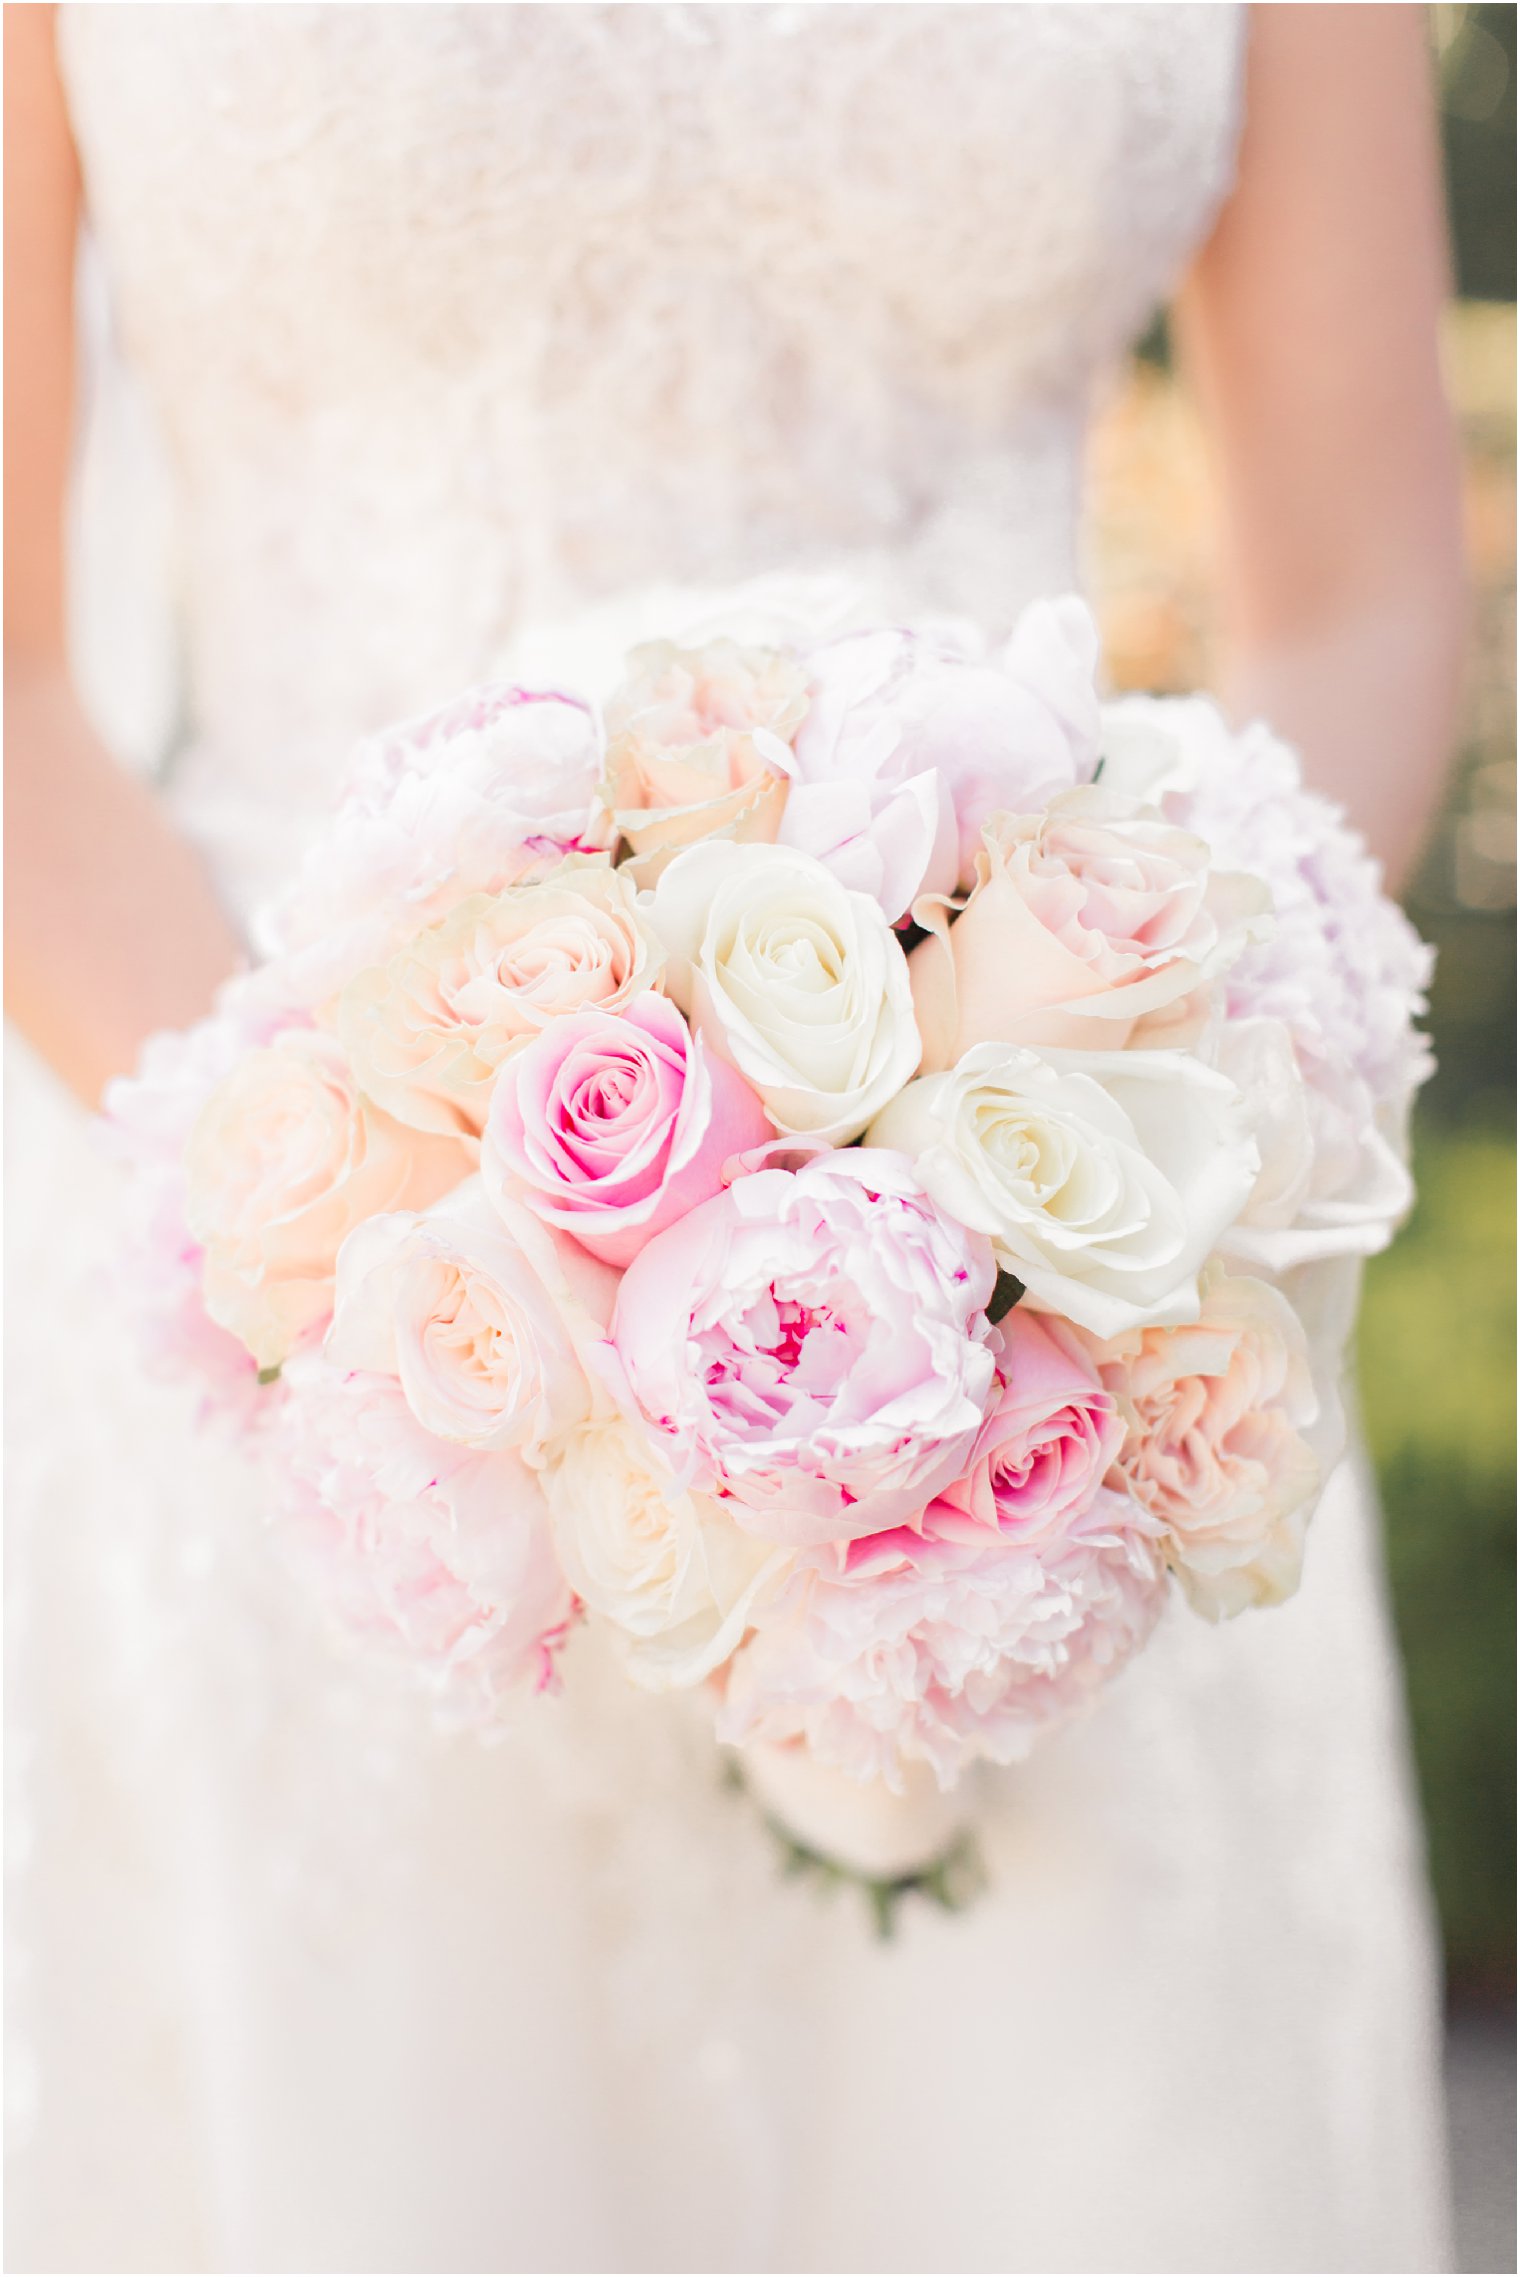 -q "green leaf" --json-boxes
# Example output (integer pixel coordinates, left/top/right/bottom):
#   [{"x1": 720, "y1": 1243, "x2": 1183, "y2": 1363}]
[{"x1": 986, "y1": 1270, "x2": 1026, "y2": 1324}]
